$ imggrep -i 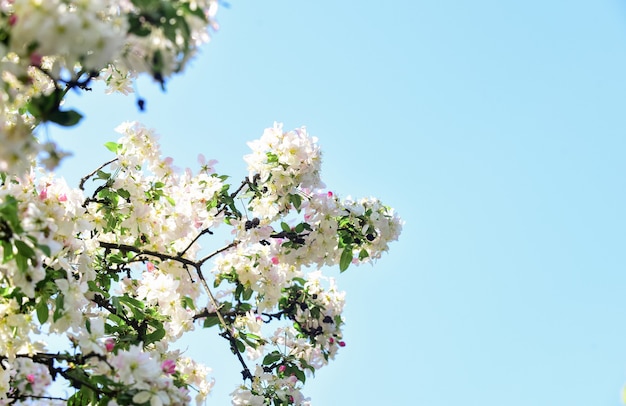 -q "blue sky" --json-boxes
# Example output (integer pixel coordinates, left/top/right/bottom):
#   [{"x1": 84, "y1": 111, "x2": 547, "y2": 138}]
[{"x1": 49, "y1": 1, "x2": 626, "y2": 405}]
